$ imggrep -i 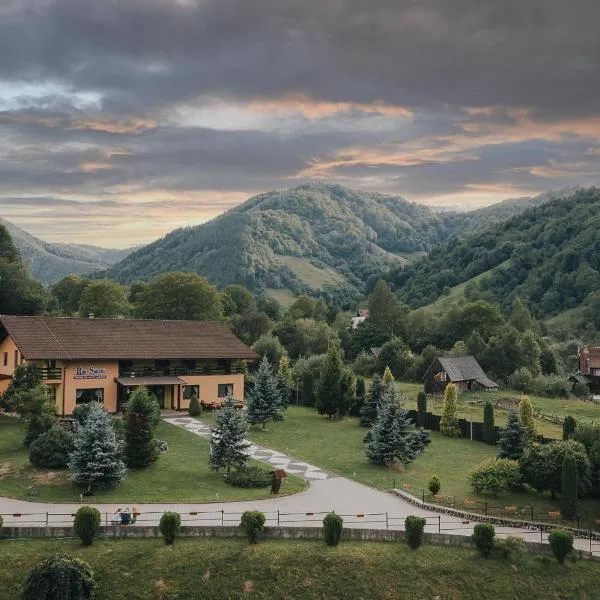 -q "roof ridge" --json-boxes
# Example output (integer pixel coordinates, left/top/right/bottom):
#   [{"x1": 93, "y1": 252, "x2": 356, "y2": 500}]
[{"x1": 39, "y1": 316, "x2": 72, "y2": 361}]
